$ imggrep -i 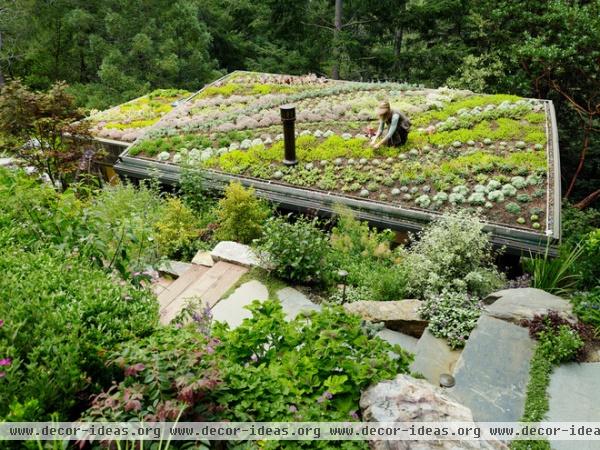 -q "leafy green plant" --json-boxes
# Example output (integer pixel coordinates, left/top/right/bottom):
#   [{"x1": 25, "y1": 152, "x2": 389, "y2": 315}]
[
  {"x1": 178, "y1": 166, "x2": 207, "y2": 213},
  {"x1": 155, "y1": 197, "x2": 202, "y2": 260},
  {"x1": 255, "y1": 215, "x2": 332, "y2": 284},
  {"x1": 419, "y1": 290, "x2": 482, "y2": 348},
  {"x1": 571, "y1": 288, "x2": 600, "y2": 333},
  {"x1": 216, "y1": 182, "x2": 271, "y2": 244},
  {"x1": 522, "y1": 242, "x2": 584, "y2": 296},
  {"x1": 0, "y1": 246, "x2": 158, "y2": 421},
  {"x1": 403, "y1": 210, "x2": 504, "y2": 298}
]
